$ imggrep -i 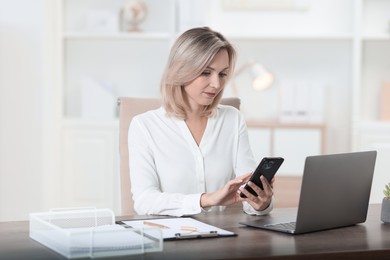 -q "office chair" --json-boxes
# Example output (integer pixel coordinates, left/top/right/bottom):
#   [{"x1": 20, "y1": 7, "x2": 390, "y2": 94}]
[{"x1": 118, "y1": 97, "x2": 240, "y2": 215}]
